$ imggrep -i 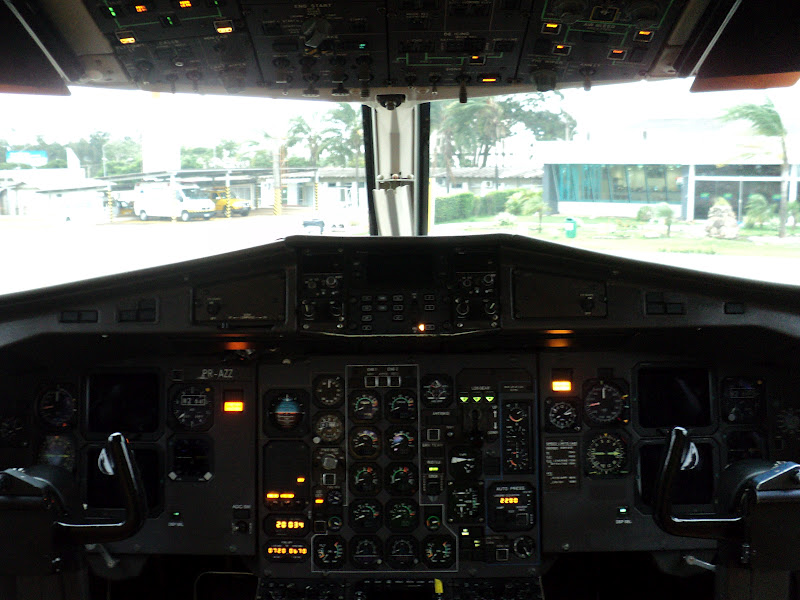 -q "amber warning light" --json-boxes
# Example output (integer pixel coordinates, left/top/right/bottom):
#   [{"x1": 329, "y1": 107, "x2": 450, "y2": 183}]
[
  {"x1": 551, "y1": 368, "x2": 573, "y2": 392},
  {"x1": 224, "y1": 401, "x2": 244, "y2": 412}
]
